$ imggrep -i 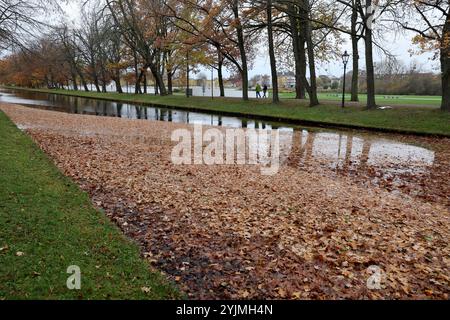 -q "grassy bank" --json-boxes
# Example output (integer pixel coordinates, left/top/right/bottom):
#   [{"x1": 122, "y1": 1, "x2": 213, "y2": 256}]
[
  {"x1": 278, "y1": 92, "x2": 442, "y2": 106},
  {"x1": 0, "y1": 110, "x2": 178, "y2": 299},
  {"x1": 6, "y1": 87, "x2": 450, "y2": 136}
]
